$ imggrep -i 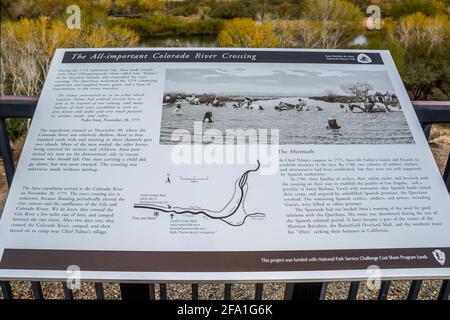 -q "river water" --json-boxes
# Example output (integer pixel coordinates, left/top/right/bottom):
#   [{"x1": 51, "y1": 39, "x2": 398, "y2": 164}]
[{"x1": 160, "y1": 97, "x2": 414, "y2": 145}]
